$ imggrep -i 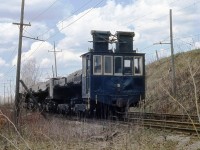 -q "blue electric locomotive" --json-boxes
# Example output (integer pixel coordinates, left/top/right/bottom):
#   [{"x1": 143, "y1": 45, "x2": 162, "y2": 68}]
[
  {"x1": 23, "y1": 30, "x2": 145, "y2": 117},
  {"x1": 81, "y1": 30, "x2": 145, "y2": 116}
]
